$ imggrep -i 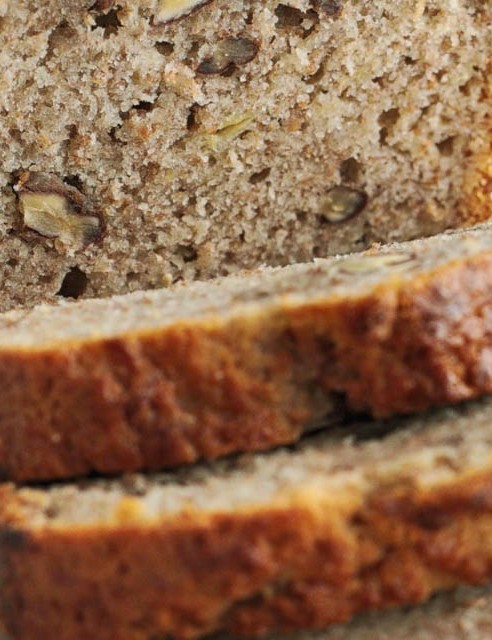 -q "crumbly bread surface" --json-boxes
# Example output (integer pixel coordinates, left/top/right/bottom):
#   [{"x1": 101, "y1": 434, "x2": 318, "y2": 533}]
[
  {"x1": 2, "y1": 588, "x2": 492, "y2": 640},
  {"x1": 5, "y1": 224, "x2": 492, "y2": 481},
  {"x1": 255, "y1": 585, "x2": 492, "y2": 639},
  {"x1": 3, "y1": 588, "x2": 492, "y2": 640},
  {"x1": 0, "y1": 0, "x2": 490, "y2": 311},
  {"x1": 4, "y1": 398, "x2": 492, "y2": 639}
]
